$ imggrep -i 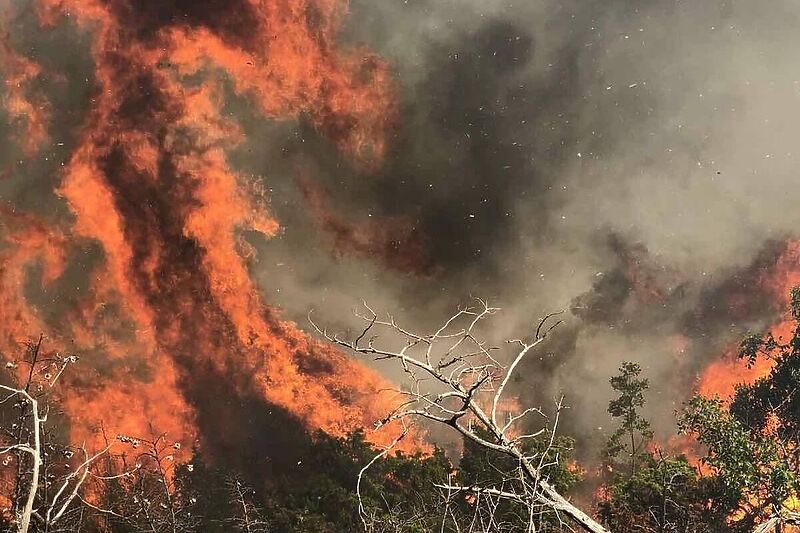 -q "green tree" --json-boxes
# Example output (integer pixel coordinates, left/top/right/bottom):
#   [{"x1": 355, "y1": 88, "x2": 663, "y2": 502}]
[
  {"x1": 679, "y1": 396, "x2": 790, "y2": 530},
  {"x1": 676, "y1": 287, "x2": 800, "y2": 529},
  {"x1": 606, "y1": 362, "x2": 654, "y2": 476},
  {"x1": 176, "y1": 429, "x2": 455, "y2": 533},
  {"x1": 597, "y1": 452, "x2": 715, "y2": 533},
  {"x1": 600, "y1": 362, "x2": 715, "y2": 533},
  {"x1": 456, "y1": 426, "x2": 582, "y2": 532}
]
